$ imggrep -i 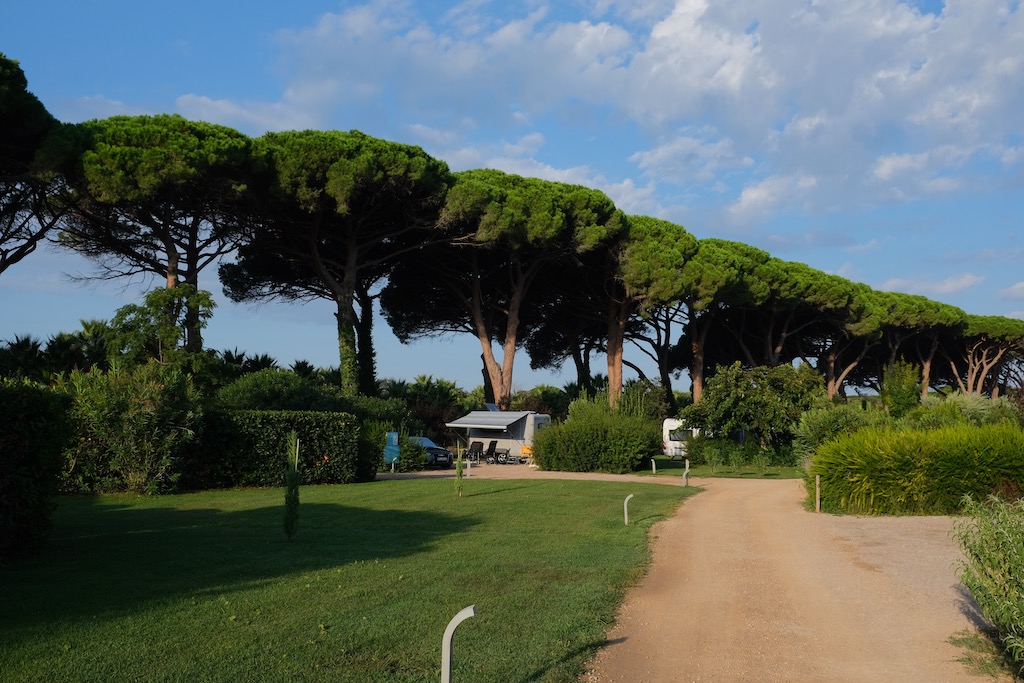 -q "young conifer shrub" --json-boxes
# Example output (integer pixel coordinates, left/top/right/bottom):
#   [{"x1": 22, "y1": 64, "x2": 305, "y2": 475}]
[{"x1": 284, "y1": 431, "x2": 299, "y2": 542}]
